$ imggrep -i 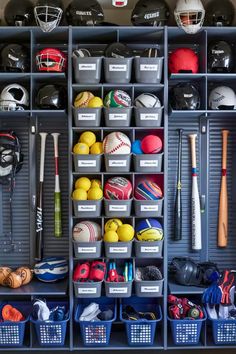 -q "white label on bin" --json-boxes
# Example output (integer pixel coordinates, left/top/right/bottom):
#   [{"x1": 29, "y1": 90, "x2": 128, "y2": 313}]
[
  {"x1": 78, "y1": 160, "x2": 96, "y2": 167},
  {"x1": 78, "y1": 113, "x2": 96, "y2": 121},
  {"x1": 140, "y1": 160, "x2": 158, "y2": 167},
  {"x1": 109, "y1": 247, "x2": 128, "y2": 253},
  {"x1": 140, "y1": 64, "x2": 158, "y2": 71},
  {"x1": 141, "y1": 246, "x2": 159, "y2": 253},
  {"x1": 109, "y1": 113, "x2": 127, "y2": 120},
  {"x1": 109, "y1": 205, "x2": 127, "y2": 212},
  {"x1": 109, "y1": 160, "x2": 127, "y2": 167},
  {"x1": 109, "y1": 287, "x2": 128, "y2": 294},
  {"x1": 141, "y1": 205, "x2": 159, "y2": 212},
  {"x1": 78, "y1": 288, "x2": 97, "y2": 294},
  {"x1": 140, "y1": 113, "x2": 158, "y2": 121},
  {"x1": 109, "y1": 64, "x2": 127, "y2": 72},
  {"x1": 79, "y1": 63, "x2": 96, "y2": 71},
  {"x1": 78, "y1": 247, "x2": 96, "y2": 253},
  {"x1": 78, "y1": 205, "x2": 96, "y2": 212},
  {"x1": 141, "y1": 286, "x2": 159, "y2": 293}
]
